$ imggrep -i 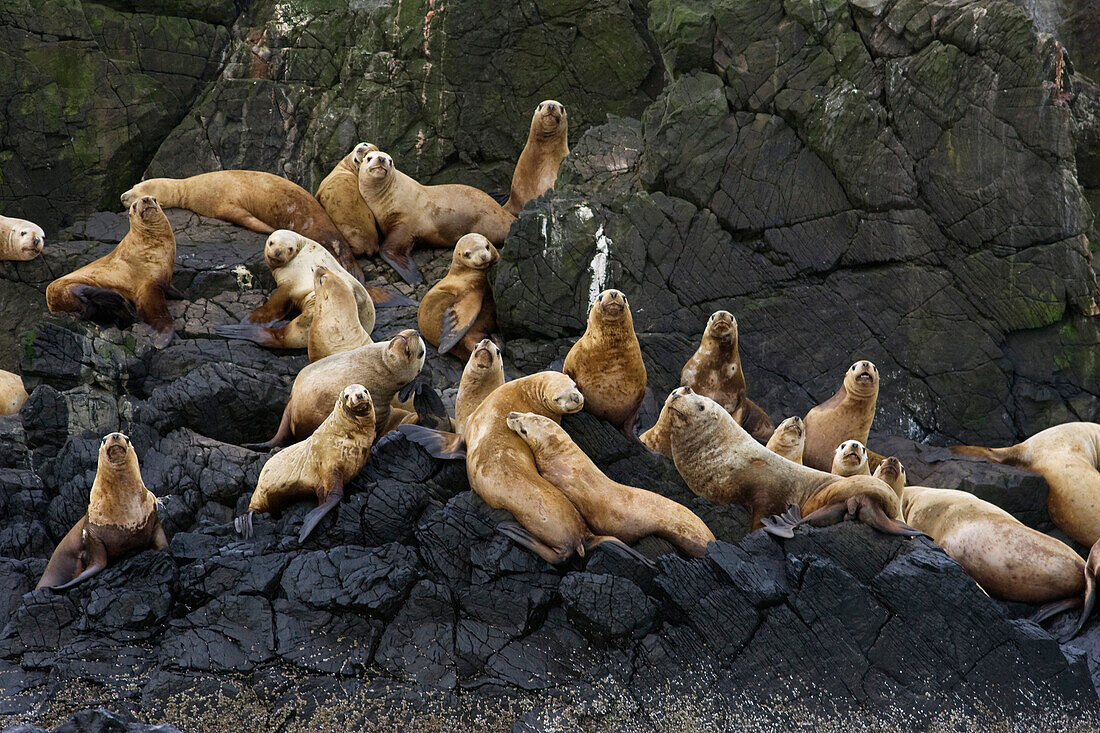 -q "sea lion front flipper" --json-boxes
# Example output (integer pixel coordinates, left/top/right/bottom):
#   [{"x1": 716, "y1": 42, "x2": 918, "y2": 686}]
[
  {"x1": 438, "y1": 292, "x2": 483, "y2": 355},
  {"x1": 68, "y1": 283, "x2": 138, "y2": 327},
  {"x1": 243, "y1": 406, "x2": 294, "y2": 451},
  {"x1": 366, "y1": 285, "x2": 414, "y2": 308},
  {"x1": 496, "y1": 521, "x2": 572, "y2": 564},
  {"x1": 216, "y1": 310, "x2": 312, "y2": 349},
  {"x1": 1065, "y1": 543, "x2": 1099, "y2": 640},
  {"x1": 247, "y1": 286, "x2": 295, "y2": 324},
  {"x1": 234, "y1": 510, "x2": 256, "y2": 539},
  {"x1": 379, "y1": 227, "x2": 421, "y2": 284},
  {"x1": 51, "y1": 535, "x2": 108, "y2": 592},
  {"x1": 854, "y1": 500, "x2": 928, "y2": 538},
  {"x1": 760, "y1": 503, "x2": 804, "y2": 539},
  {"x1": 397, "y1": 424, "x2": 466, "y2": 460},
  {"x1": 588, "y1": 536, "x2": 657, "y2": 569},
  {"x1": 1031, "y1": 597, "x2": 1081, "y2": 624},
  {"x1": 410, "y1": 381, "x2": 449, "y2": 431},
  {"x1": 299, "y1": 483, "x2": 344, "y2": 543}
]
